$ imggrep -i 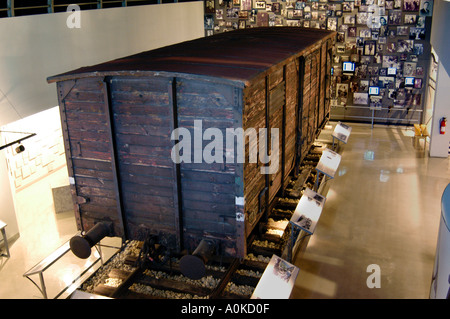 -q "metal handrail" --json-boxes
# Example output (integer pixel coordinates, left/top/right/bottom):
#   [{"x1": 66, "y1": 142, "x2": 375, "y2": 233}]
[{"x1": 1, "y1": 0, "x2": 183, "y2": 18}]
